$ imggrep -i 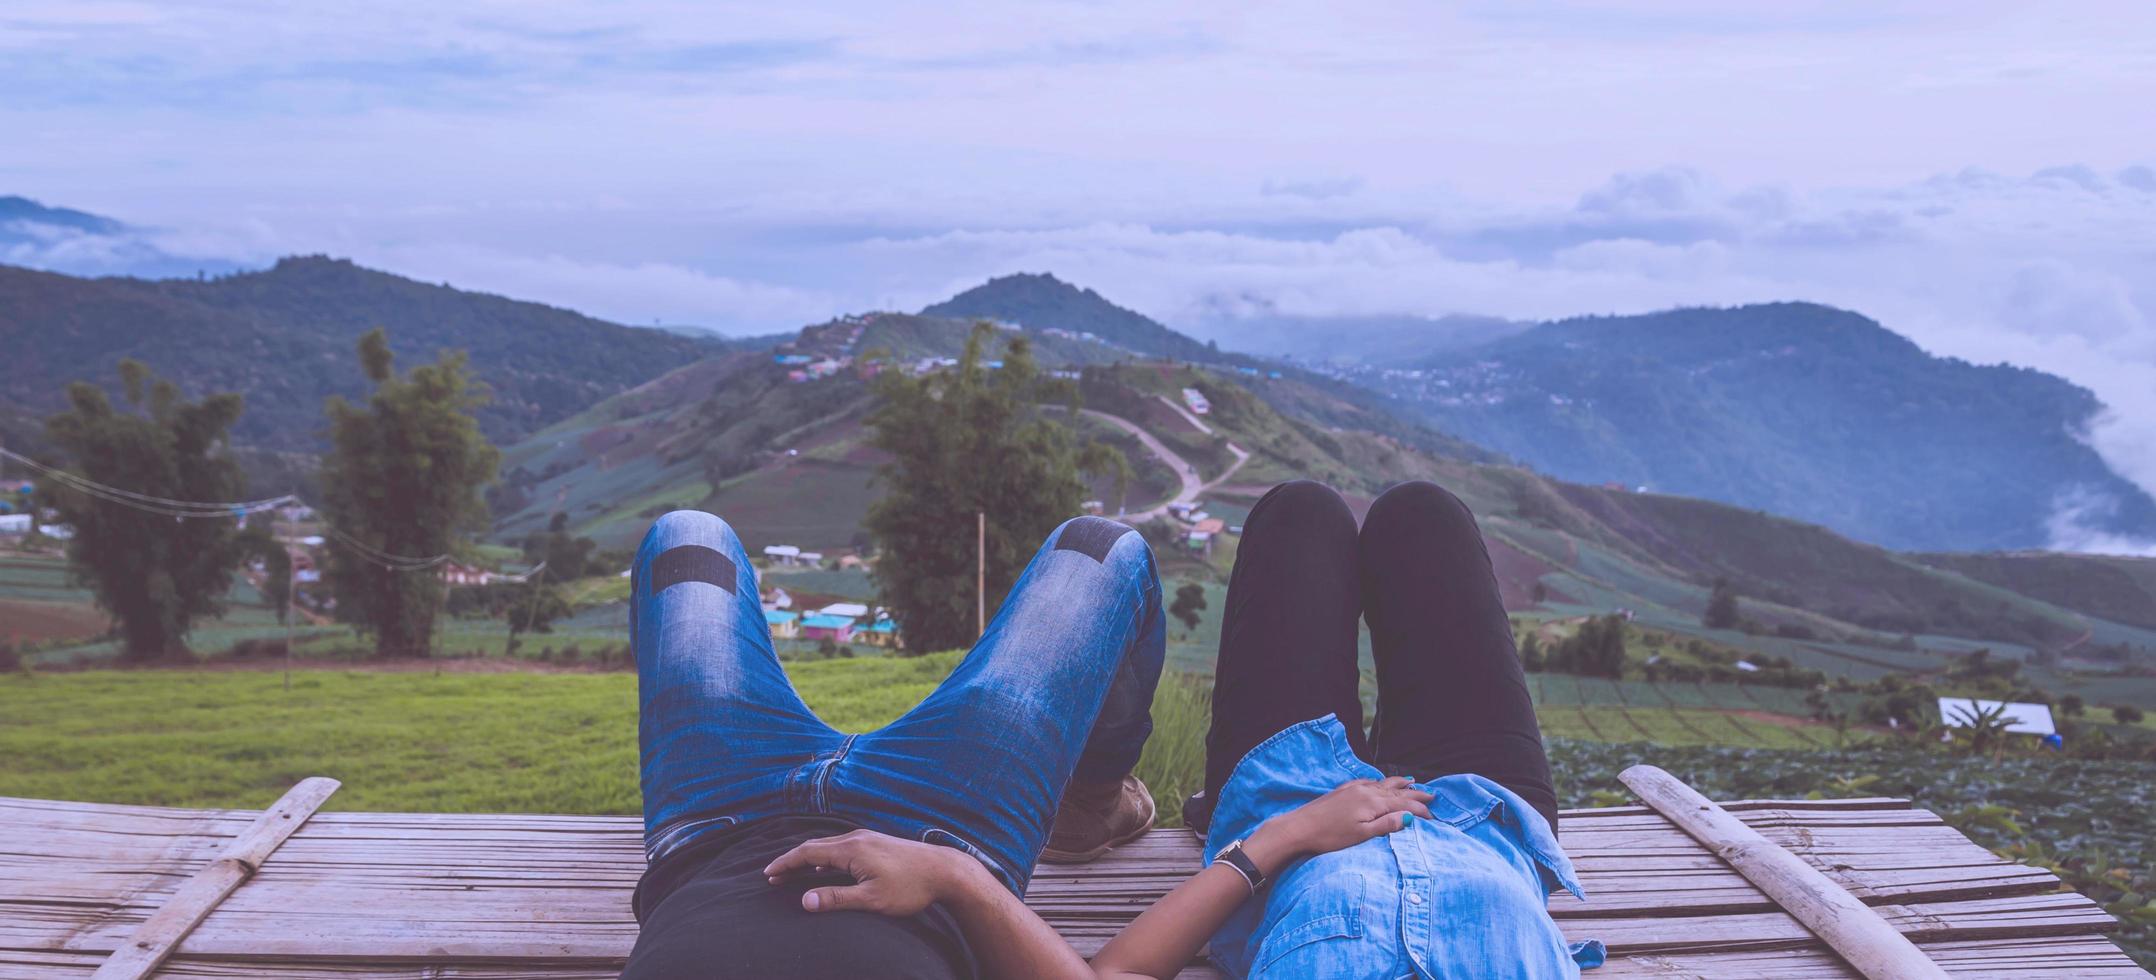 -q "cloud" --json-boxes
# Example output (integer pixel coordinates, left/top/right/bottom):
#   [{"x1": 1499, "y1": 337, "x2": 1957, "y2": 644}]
[{"x1": 2045, "y1": 487, "x2": 2156, "y2": 558}]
